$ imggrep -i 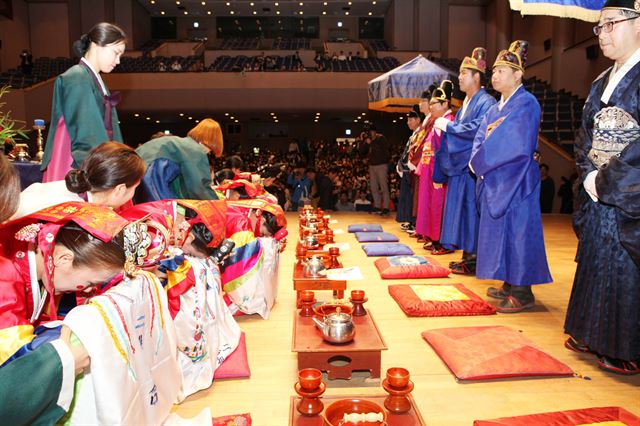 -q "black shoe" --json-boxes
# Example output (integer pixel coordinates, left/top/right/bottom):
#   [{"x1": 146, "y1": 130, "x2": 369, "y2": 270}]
[
  {"x1": 487, "y1": 282, "x2": 512, "y2": 300},
  {"x1": 379, "y1": 209, "x2": 390, "y2": 216}
]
